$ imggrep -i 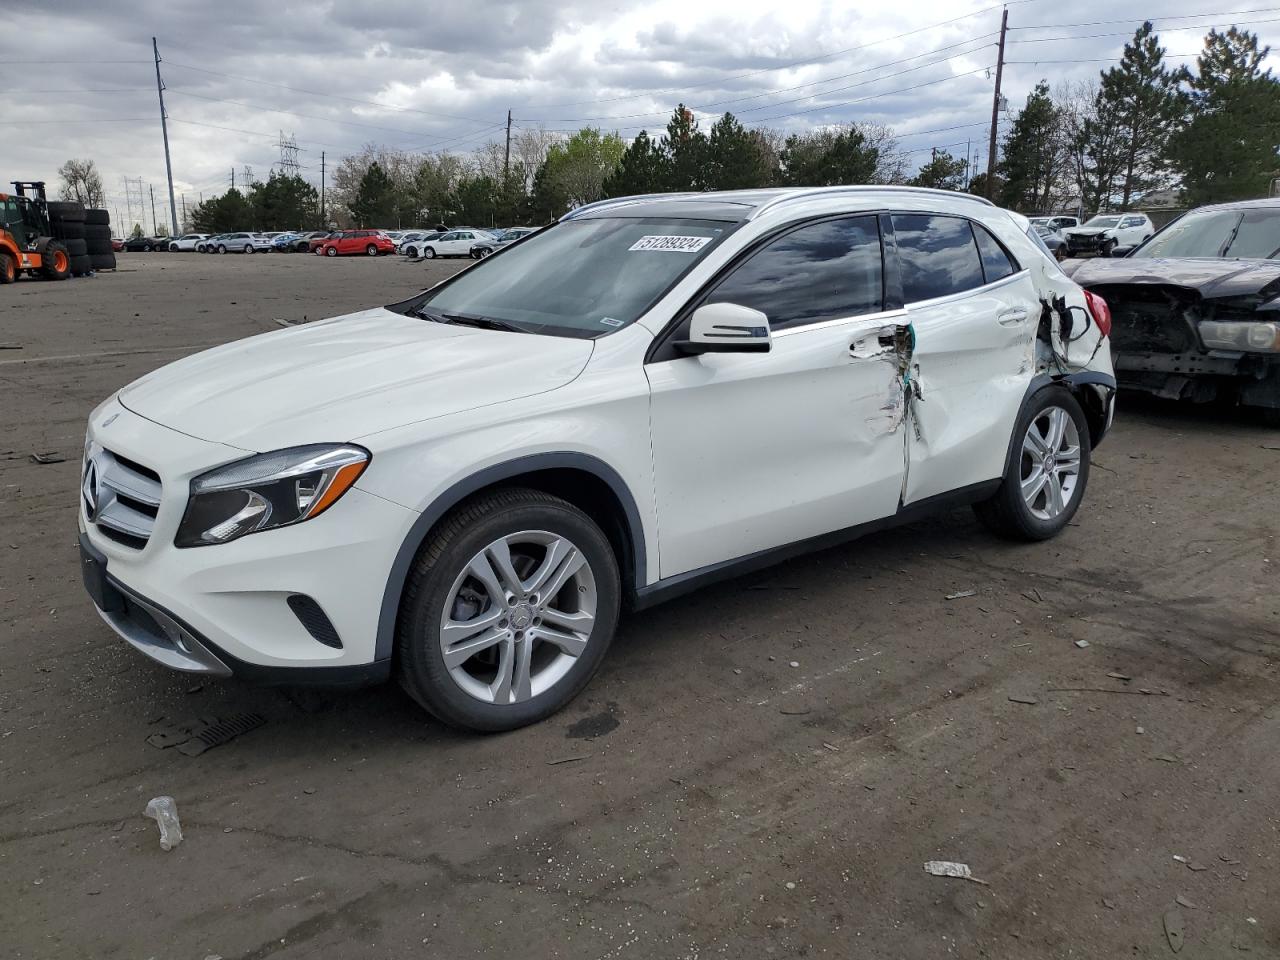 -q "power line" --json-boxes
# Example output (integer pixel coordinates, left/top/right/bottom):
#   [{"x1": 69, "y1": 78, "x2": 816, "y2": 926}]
[
  {"x1": 747, "y1": 66, "x2": 995, "y2": 125},
  {"x1": 1005, "y1": 15, "x2": 1280, "y2": 42},
  {"x1": 1008, "y1": 5, "x2": 1280, "y2": 30},
  {"x1": 0, "y1": 116, "x2": 150, "y2": 124},
  {"x1": 165, "y1": 88, "x2": 438, "y2": 141}
]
